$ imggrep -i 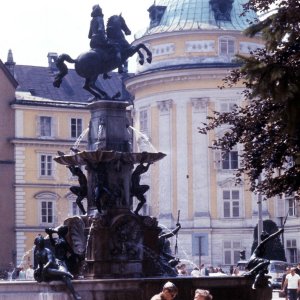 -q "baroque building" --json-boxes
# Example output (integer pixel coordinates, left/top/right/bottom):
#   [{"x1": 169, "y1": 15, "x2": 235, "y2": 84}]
[
  {"x1": 126, "y1": 0, "x2": 300, "y2": 268},
  {"x1": 1, "y1": 51, "x2": 131, "y2": 269}
]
